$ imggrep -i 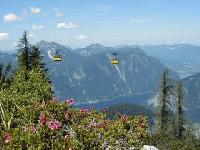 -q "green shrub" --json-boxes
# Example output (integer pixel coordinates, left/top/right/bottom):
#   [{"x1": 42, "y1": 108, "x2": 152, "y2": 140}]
[{"x1": 0, "y1": 98, "x2": 148, "y2": 149}]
